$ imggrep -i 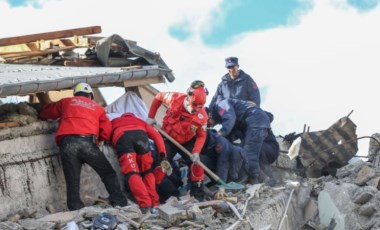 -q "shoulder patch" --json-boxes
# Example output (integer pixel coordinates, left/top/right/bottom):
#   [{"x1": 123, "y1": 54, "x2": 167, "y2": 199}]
[{"x1": 198, "y1": 113, "x2": 204, "y2": 119}]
